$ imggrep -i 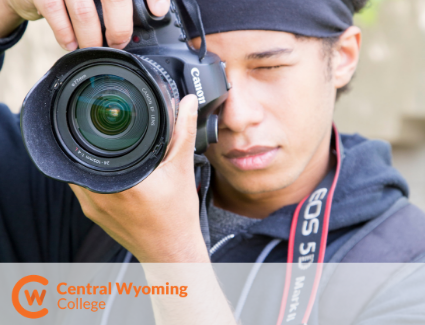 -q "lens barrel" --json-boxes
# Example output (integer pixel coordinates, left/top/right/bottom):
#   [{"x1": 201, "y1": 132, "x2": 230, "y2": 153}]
[
  {"x1": 21, "y1": 44, "x2": 227, "y2": 193},
  {"x1": 21, "y1": 48, "x2": 179, "y2": 193},
  {"x1": 52, "y1": 55, "x2": 178, "y2": 172}
]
